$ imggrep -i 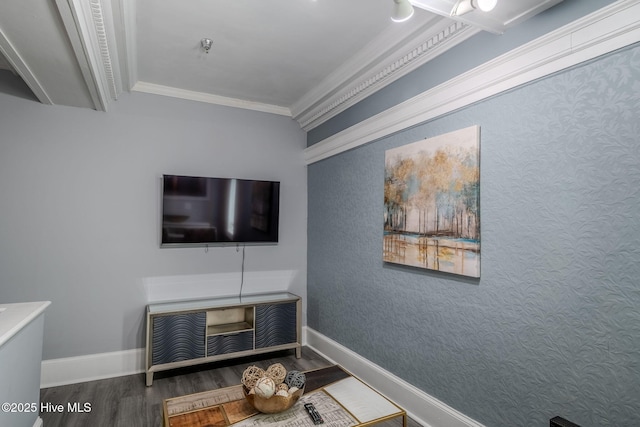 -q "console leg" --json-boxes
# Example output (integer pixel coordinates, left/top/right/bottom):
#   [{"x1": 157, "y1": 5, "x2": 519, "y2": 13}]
[
  {"x1": 146, "y1": 372, "x2": 154, "y2": 386},
  {"x1": 296, "y1": 346, "x2": 302, "y2": 359}
]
